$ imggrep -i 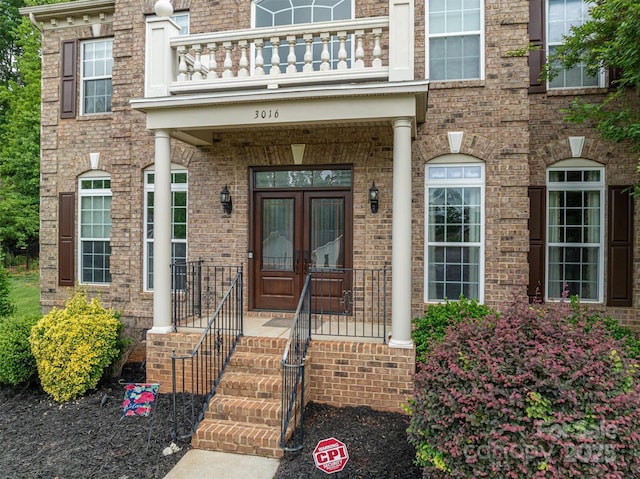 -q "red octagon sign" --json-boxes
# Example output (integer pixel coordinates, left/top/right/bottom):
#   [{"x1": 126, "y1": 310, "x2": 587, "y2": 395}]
[{"x1": 313, "y1": 437, "x2": 349, "y2": 474}]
